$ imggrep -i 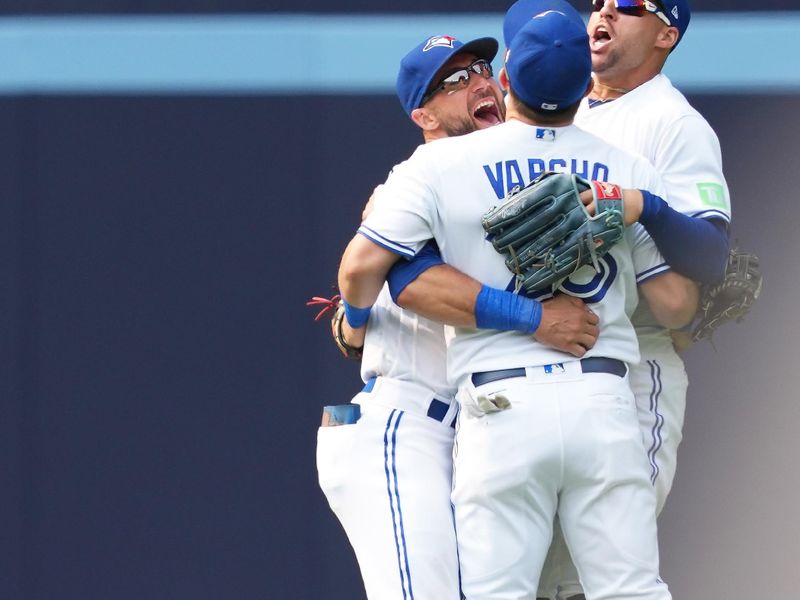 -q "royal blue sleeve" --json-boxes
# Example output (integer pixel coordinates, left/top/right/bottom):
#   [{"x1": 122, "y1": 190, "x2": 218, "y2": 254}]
[
  {"x1": 387, "y1": 240, "x2": 444, "y2": 303},
  {"x1": 638, "y1": 190, "x2": 729, "y2": 283}
]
